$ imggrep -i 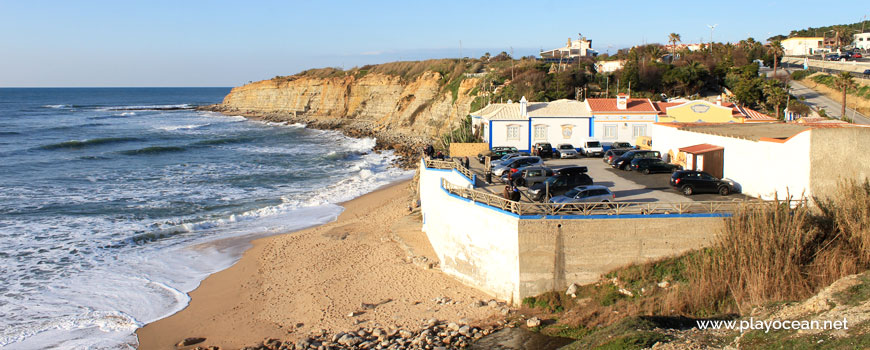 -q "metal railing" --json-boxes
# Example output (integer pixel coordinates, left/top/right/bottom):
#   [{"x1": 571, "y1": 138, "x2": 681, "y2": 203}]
[
  {"x1": 423, "y1": 158, "x2": 475, "y2": 184},
  {"x1": 440, "y1": 178, "x2": 805, "y2": 217}
]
